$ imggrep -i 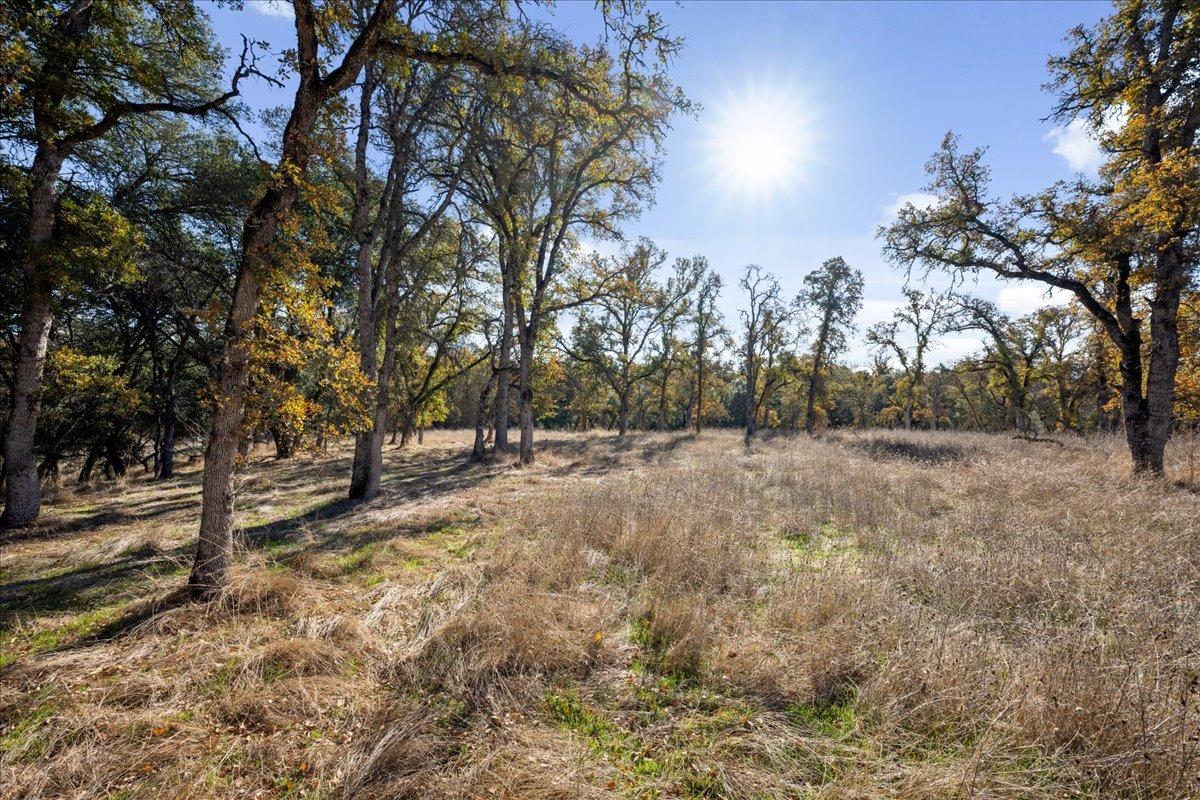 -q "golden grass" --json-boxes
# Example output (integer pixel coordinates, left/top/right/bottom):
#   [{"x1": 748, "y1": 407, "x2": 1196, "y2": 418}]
[{"x1": 1, "y1": 430, "x2": 1197, "y2": 798}]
